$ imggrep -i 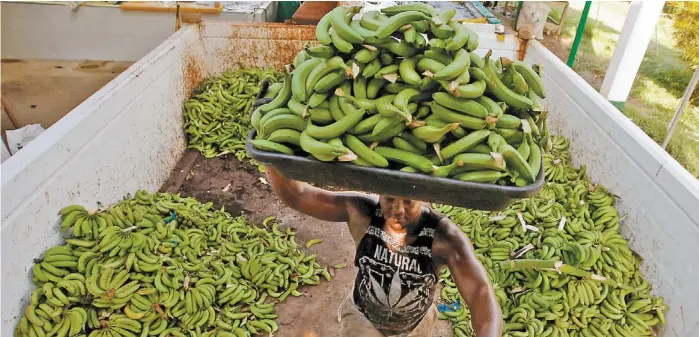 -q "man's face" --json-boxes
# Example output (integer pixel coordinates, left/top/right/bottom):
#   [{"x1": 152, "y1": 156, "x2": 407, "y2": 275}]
[{"x1": 379, "y1": 195, "x2": 422, "y2": 230}]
